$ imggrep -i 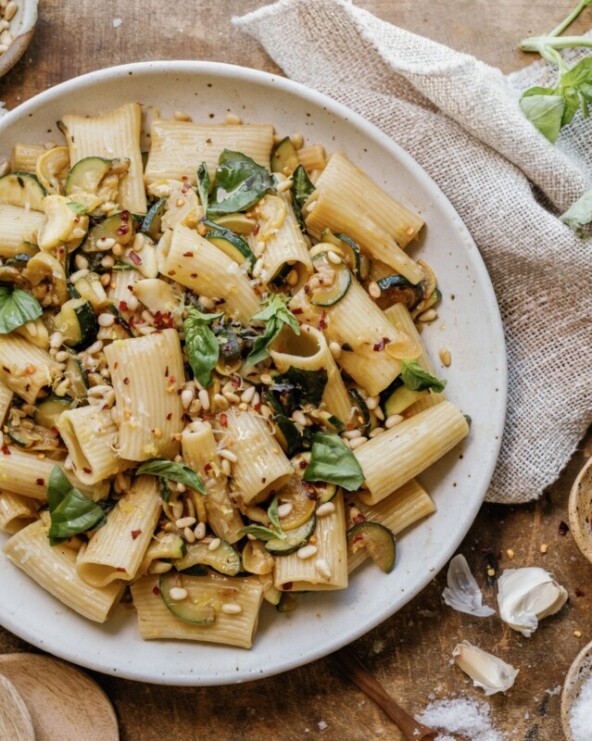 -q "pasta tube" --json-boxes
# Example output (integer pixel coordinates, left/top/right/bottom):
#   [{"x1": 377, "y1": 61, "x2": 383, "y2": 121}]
[
  {"x1": 0, "y1": 492, "x2": 39, "y2": 534},
  {"x1": 0, "y1": 204, "x2": 44, "y2": 258},
  {"x1": 0, "y1": 334, "x2": 61, "y2": 404}
]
